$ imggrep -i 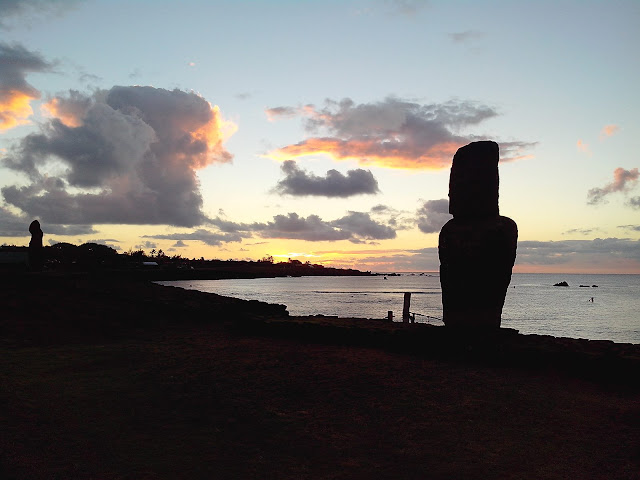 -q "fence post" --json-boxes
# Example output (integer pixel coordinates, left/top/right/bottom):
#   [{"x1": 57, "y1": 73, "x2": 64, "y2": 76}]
[
  {"x1": 387, "y1": 311, "x2": 393, "y2": 321},
  {"x1": 403, "y1": 292, "x2": 411, "y2": 323}
]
